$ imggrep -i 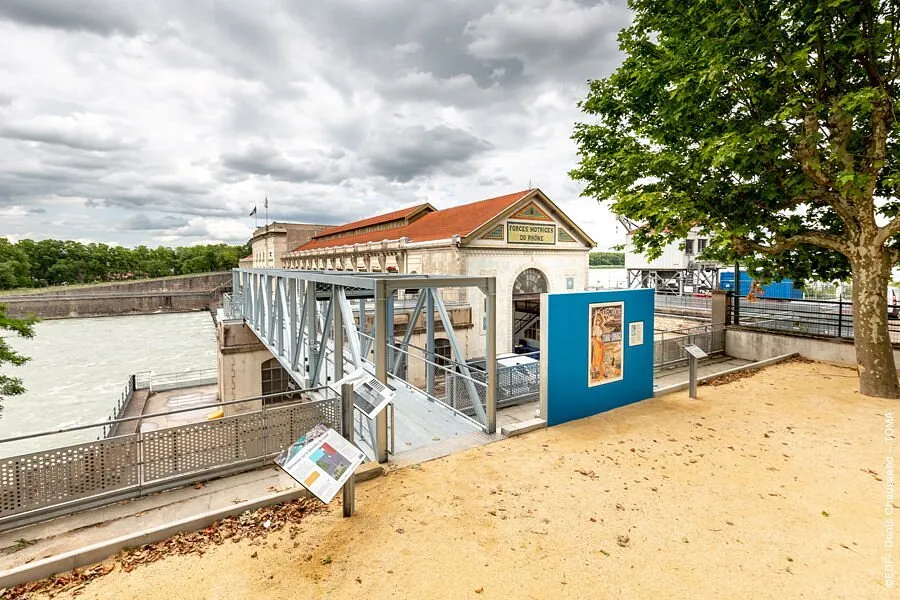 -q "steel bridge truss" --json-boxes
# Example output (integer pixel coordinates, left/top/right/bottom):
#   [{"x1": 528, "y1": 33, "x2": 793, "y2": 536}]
[{"x1": 226, "y1": 269, "x2": 498, "y2": 463}]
